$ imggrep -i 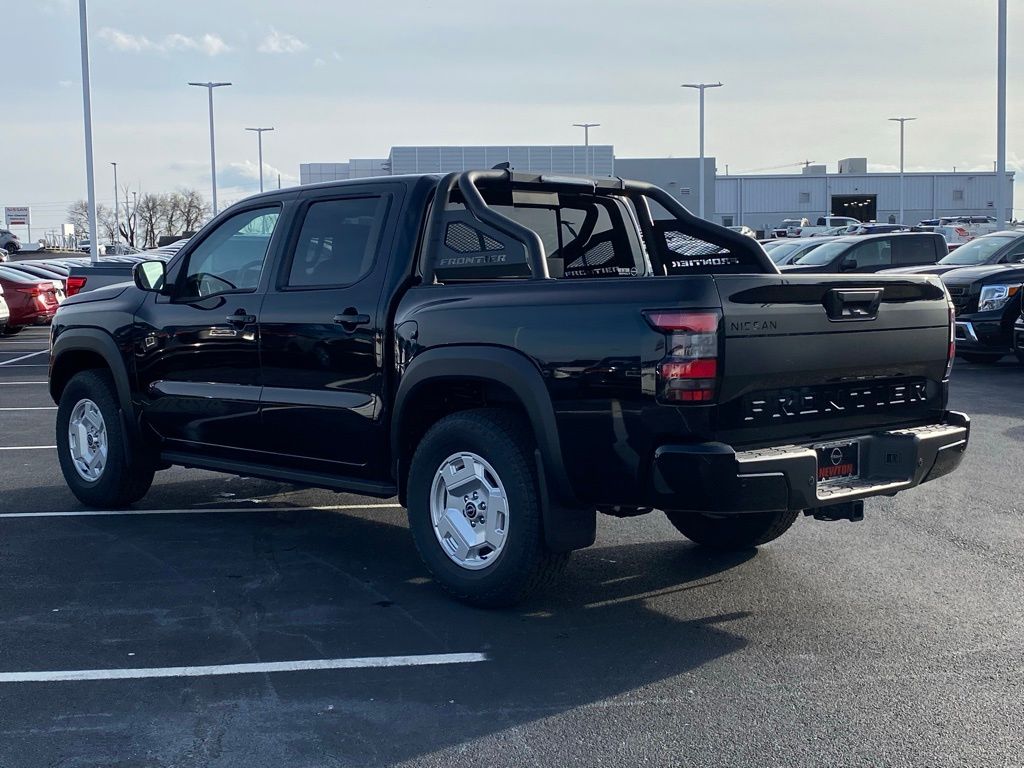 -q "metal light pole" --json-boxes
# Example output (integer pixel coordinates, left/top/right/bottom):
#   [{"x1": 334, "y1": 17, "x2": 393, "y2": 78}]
[
  {"x1": 245, "y1": 127, "x2": 274, "y2": 193},
  {"x1": 110, "y1": 162, "x2": 120, "y2": 245},
  {"x1": 682, "y1": 82, "x2": 723, "y2": 219},
  {"x1": 78, "y1": 0, "x2": 99, "y2": 263},
  {"x1": 889, "y1": 117, "x2": 916, "y2": 224},
  {"x1": 996, "y1": 0, "x2": 1007, "y2": 229},
  {"x1": 573, "y1": 122, "x2": 599, "y2": 176},
  {"x1": 188, "y1": 81, "x2": 231, "y2": 215}
]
